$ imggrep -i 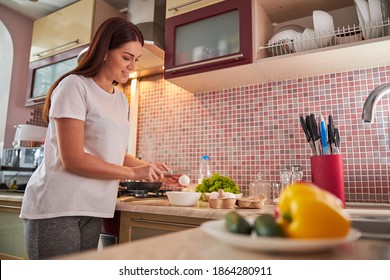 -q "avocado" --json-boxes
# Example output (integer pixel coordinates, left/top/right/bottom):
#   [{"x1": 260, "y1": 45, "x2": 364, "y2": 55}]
[
  {"x1": 254, "y1": 214, "x2": 285, "y2": 237},
  {"x1": 225, "y1": 211, "x2": 252, "y2": 235}
]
